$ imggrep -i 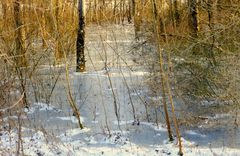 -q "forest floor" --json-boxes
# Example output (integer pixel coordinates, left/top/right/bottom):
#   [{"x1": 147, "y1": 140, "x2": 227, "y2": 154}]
[{"x1": 0, "y1": 24, "x2": 240, "y2": 156}]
